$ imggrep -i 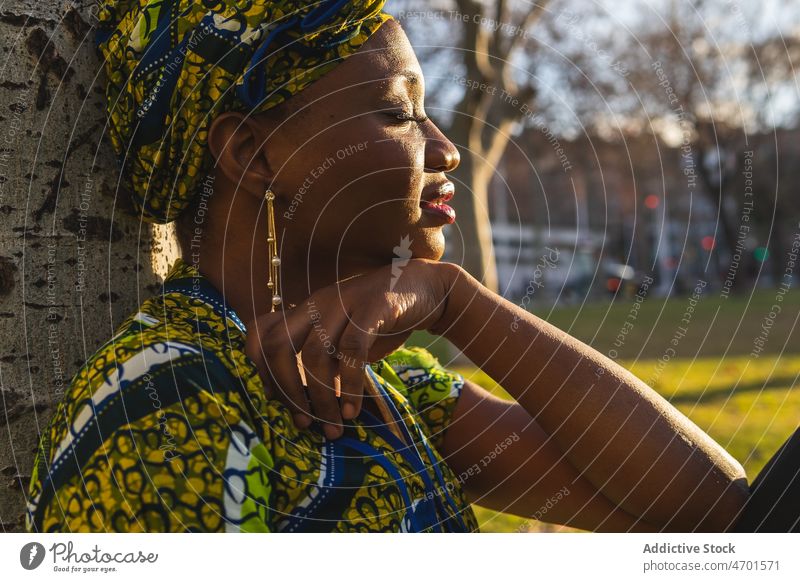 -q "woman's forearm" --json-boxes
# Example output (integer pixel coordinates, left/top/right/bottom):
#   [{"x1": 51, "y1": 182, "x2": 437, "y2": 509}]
[{"x1": 431, "y1": 263, "x2": 749, "y2": 531}]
